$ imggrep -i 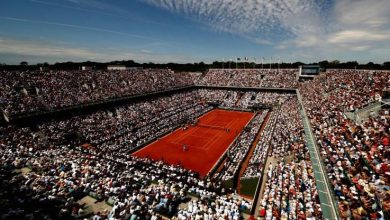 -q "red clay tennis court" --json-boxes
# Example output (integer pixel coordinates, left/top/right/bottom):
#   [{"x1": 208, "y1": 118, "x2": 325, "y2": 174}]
[{"x1": 133, "y1": 109, "x2": 254, "y2": 177}]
